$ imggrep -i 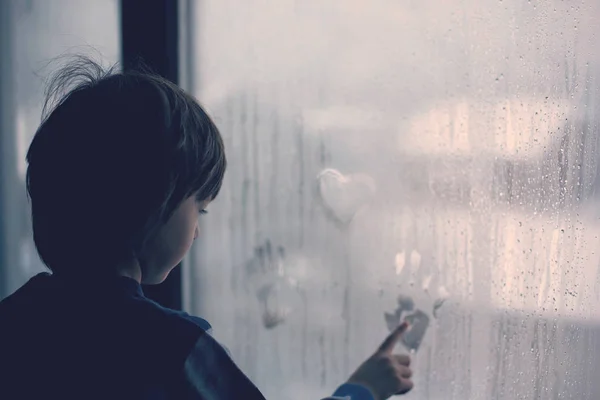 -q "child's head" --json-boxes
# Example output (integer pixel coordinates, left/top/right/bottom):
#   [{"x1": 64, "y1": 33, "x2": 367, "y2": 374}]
[{"x1": 26, "y1": 57, "x2": 226, "y2": 283}]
